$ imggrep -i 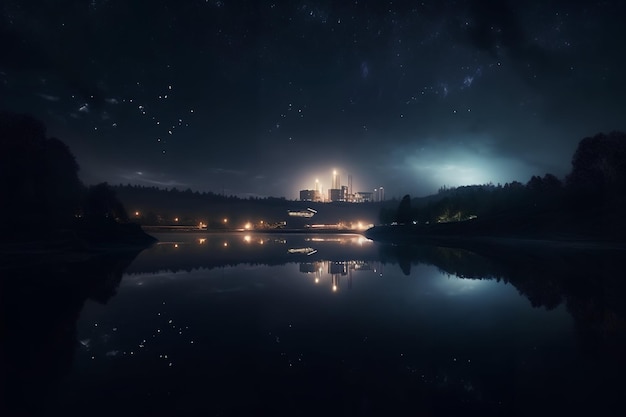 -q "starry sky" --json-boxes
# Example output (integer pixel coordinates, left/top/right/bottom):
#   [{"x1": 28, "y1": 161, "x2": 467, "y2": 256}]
[{"x1": 2, "y1": 0, "x2": 625, "y2": 199}]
